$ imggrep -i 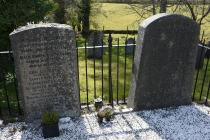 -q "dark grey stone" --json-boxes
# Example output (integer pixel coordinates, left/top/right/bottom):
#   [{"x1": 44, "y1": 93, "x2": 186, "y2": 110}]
[
  {"x1": 125, "y1": 38, "x2": 135, "y2": 55},
  {"x1": 195, "y1": 45, "x2": 206, "y2": 69},
  {"x1": 205, "y1": 42, "x2": 210, "y2": 58},
  {"x1": 128, "y1": 14, "x2": 200, "y2": 110},
  {"x1": 87, "y1": 31, "x2": 104, "y2": 59},
  {"x1": 10, "y1": 23, "x2": 80, "y2": 121}
]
